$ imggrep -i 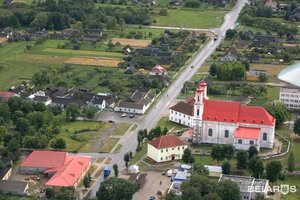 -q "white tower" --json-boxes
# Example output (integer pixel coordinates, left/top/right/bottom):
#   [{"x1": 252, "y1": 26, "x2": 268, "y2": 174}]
[{"x1": 192, "y1": 83, "x2": 205, "y2": 144}]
